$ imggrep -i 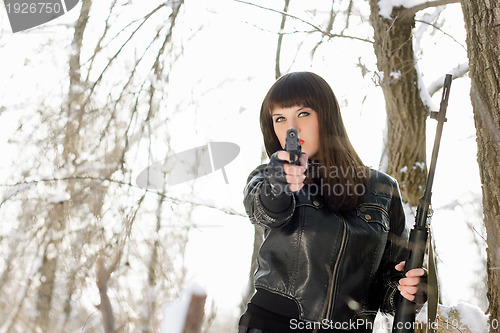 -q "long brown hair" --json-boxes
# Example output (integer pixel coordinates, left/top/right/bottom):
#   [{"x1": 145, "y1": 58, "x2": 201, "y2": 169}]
[{"x1": 260, "y1": 72, "x2": 369, "y2": 211}]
